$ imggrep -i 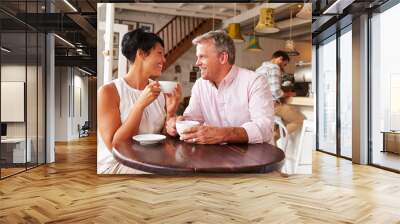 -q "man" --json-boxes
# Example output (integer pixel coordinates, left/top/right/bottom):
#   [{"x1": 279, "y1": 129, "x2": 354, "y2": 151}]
[
  {"x1": 255, "y1": 50, "x2": 291, "y2": 102},
  {"x1": 166, "y1": 30, "x2": 274, "y2": 144},
  {"x1": 255, "y1": 51, "x2": 304, "y2": 139}
]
